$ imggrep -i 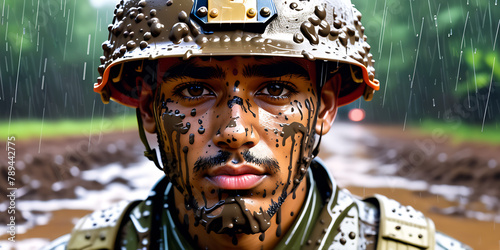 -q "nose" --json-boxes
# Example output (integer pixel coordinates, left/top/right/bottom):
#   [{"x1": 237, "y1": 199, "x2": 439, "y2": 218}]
[{"x1": 212, "y1": 100, "x2": 259, "y2": 149}]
